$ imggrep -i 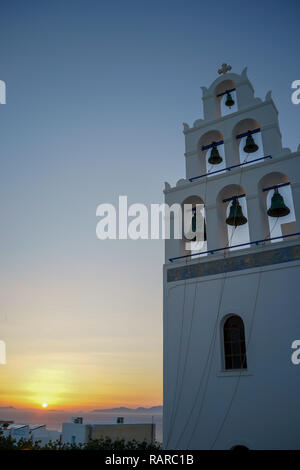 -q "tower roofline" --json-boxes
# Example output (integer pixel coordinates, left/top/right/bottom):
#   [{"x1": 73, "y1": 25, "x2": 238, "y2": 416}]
[
  {"x1": 183, "y1": 91, "x2": 278, "y2": 135},
  {"x1": 201, "y1": 67, "x2": 252, "y2": 99}
]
